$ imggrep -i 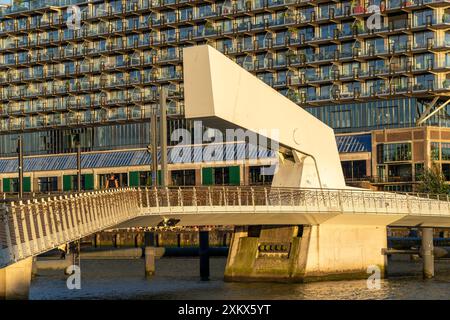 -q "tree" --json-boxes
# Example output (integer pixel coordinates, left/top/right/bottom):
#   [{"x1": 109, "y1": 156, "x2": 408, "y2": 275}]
[{"x1": 417, "y1": 165, "x2": 450, "y2": 195}]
